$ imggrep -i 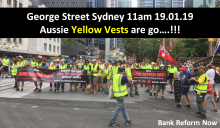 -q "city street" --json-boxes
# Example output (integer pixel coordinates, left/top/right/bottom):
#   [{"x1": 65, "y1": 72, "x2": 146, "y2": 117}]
[{"x1": 0, "y1": 78, "x2": 220, "y2": 128}]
